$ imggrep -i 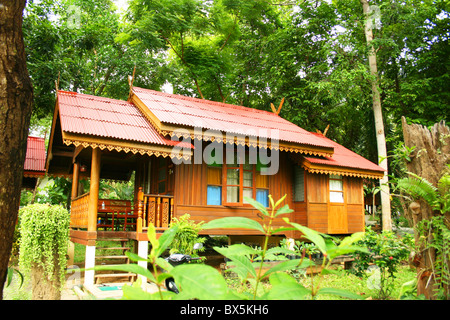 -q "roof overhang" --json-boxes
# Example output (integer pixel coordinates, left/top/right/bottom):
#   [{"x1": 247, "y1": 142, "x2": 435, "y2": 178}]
[{"x1": 300, "y1": 157, "x2": 385, "y2": 180}]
